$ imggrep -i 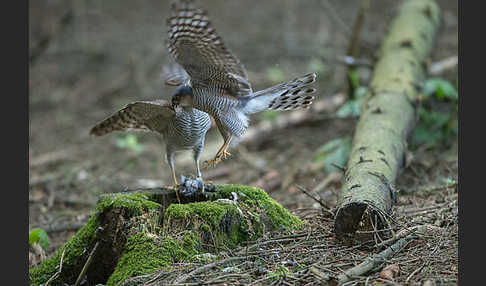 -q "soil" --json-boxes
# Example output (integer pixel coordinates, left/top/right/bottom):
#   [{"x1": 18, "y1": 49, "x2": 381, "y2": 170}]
[{"x1": 29, "y1": 0, "x2": 458, "y2": 284}]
